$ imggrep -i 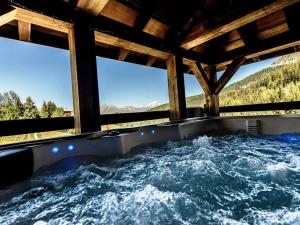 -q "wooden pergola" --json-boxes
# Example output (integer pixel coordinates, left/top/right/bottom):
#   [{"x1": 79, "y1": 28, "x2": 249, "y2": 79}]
[{"x1": 0, "y1": 0, "x2": 300, "y2": 136}]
